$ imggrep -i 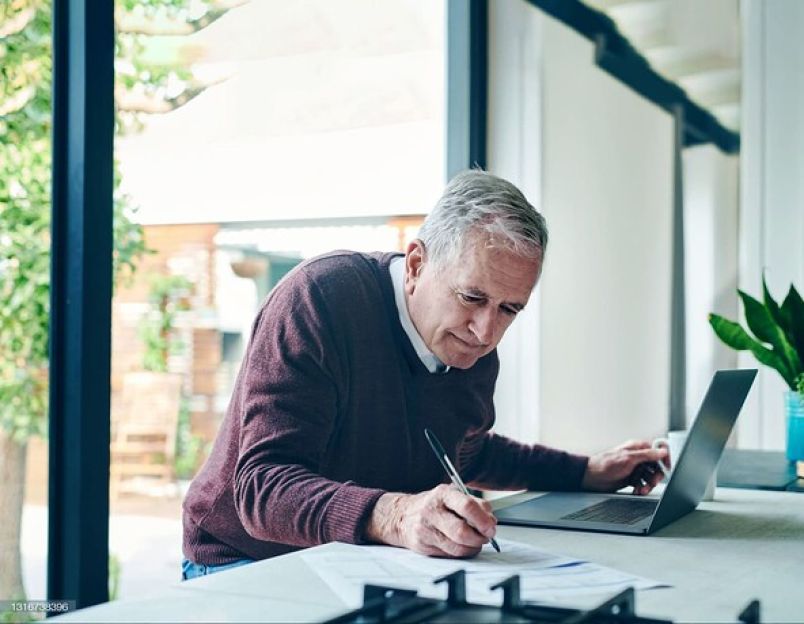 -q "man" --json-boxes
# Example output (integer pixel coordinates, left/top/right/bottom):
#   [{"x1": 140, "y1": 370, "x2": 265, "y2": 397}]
[{"x1": 181, "y1": 170, "x2": 667, "y2": 579}]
